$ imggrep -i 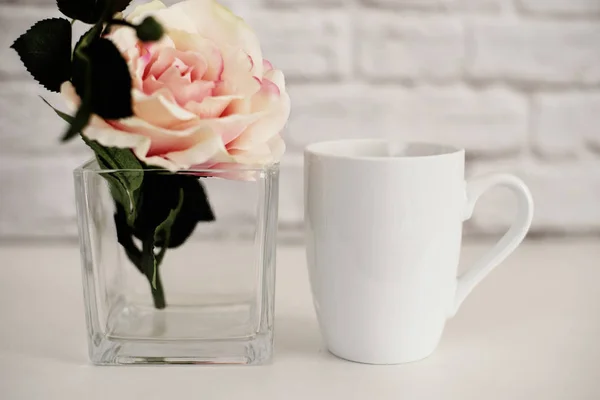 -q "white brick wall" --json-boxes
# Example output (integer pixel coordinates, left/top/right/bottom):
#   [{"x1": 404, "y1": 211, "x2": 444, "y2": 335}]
[
  {"x1": 357, "y1": 14, "x2": 465, "y2": 81},
  {"x1": 518, "y1": 0, "x2": 600, "y2": 16},
  {"x1": 363, "y1": 0, "x2": 504, "y2": 12},
  {"x1": 1, "y1": 0, "x2": 599, "y2": 239},
  {"x1": 287, "y1": 84, "x2": 527, "y2": 154},
  {"x1": 532, "y1": 93, "x2": 600, "y2": 158},
  {"x1": 247, "y1": 10, "x2": 352, "y2": 80},
  {"x1": 468, "y1": 19, "x2": 600, "y2": 84},
  {"x1": 468, "y1": 160, "x2": 600, "y2": 233}
]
